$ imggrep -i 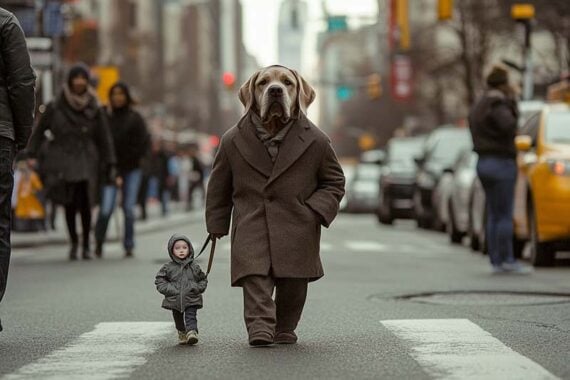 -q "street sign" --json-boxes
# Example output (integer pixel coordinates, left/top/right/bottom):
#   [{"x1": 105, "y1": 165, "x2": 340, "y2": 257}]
[
  {"x1": 26, "y1": 37, "x2": 54, "y2": 69},
  {"x1": 92, "y1": 66, "x2": 120, "y2": 105},
  {"x1": 391, "y1": 55, "x2": 413, "y2": 102},
  {"x1": 43, "y1": 2, "x2": 65, "y2": 37},
  {"x1": 327, "y1": 16, "x2": 348, "y2": 32}
]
